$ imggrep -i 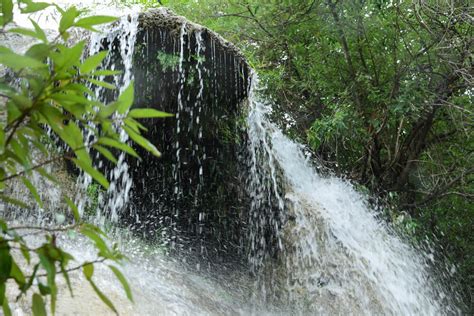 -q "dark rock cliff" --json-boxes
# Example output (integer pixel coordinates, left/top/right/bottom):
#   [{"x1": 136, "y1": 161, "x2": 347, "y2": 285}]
[{"x1": 101, "y1": 8, "x2": 252, "y2": 266}]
